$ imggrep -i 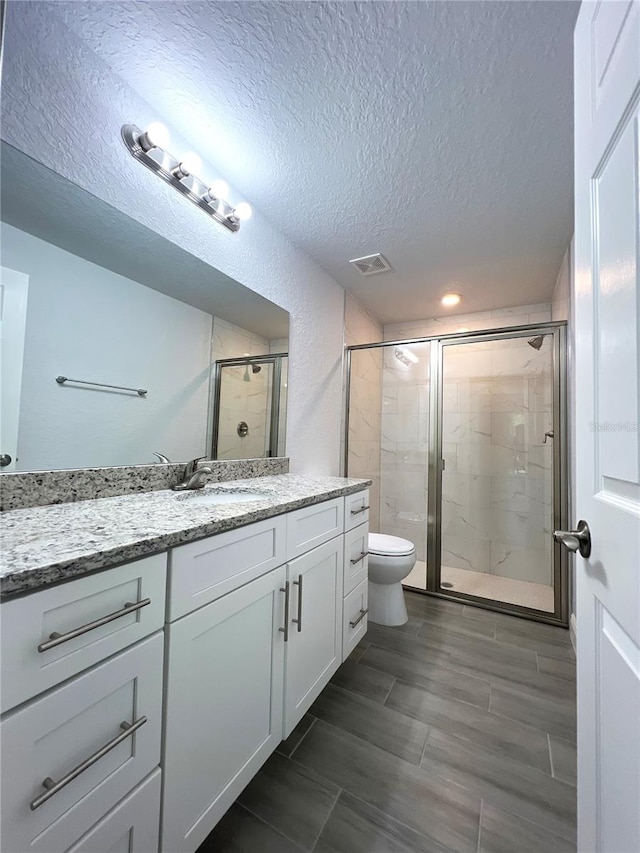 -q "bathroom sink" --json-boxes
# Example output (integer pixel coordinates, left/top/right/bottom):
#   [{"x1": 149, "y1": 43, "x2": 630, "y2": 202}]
[{"x1": 180, "y1": 489, "x2": 272, "y2": 506}]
